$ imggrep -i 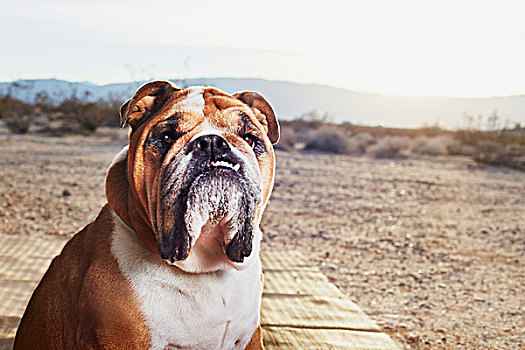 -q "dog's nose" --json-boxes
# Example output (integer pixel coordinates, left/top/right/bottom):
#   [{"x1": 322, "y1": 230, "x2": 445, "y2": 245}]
[{"x1": 191, "y1": 134, "x2": 230, "y2": 158}]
